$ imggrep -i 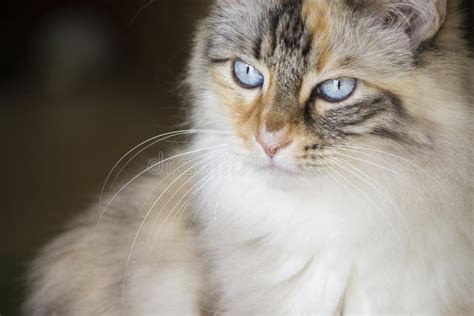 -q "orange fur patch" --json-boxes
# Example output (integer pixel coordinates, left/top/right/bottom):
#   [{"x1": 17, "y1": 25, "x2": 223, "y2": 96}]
[
  {"x1": 211, "y1": 68, "x2": 279, "y2": 148},
  {"x1": 302, "y1": 0, "x2": 333, "y2": 71}
]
